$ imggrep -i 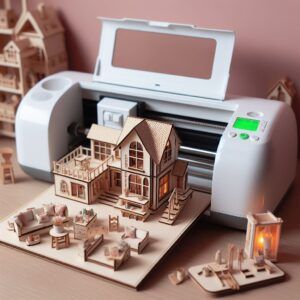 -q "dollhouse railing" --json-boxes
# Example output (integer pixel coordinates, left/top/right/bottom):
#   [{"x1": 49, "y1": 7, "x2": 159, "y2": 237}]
[{"x1": 53, "y1": 145, "x2": 113, "y2": 181}]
